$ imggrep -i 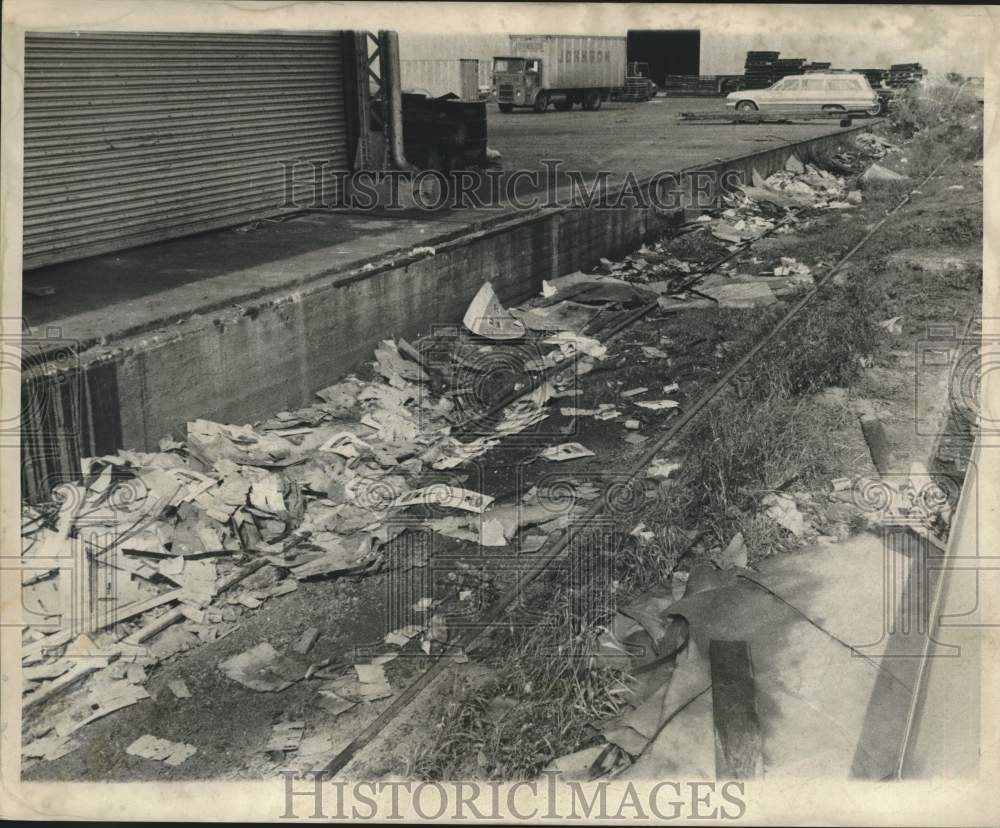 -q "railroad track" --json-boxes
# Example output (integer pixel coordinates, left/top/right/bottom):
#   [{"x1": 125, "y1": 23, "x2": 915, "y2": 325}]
[{"x1": 320, "y1": 154, "x2": 953, "y2": 778}]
